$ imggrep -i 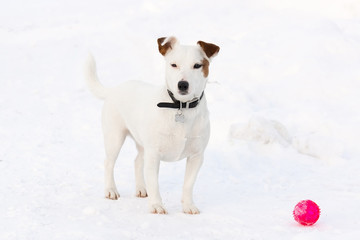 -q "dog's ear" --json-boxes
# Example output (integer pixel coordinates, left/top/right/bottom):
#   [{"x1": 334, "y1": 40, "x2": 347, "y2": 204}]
[
  {"x1": 157, "y1": 37, "x2": 178, "y2": 56},
  {"x1": 197, "y1": 41, "x2": 220, "y2": 59}
]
